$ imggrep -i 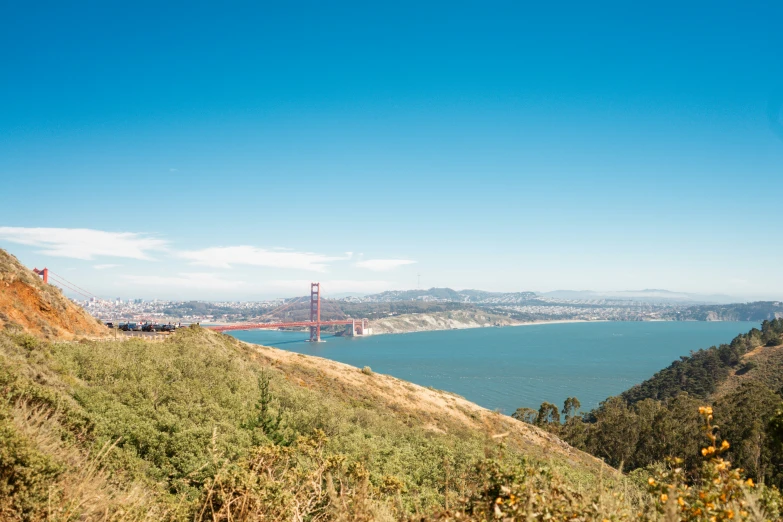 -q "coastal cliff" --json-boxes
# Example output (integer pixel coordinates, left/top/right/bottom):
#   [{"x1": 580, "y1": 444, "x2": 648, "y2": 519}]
[{"x1": 369, "y1": 309, "x2": 520, "y2": 334}]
